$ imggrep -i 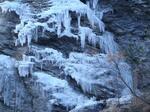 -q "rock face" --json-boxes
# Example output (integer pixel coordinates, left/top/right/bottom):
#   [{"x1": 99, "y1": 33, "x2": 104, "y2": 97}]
[
  {"x1": 101, "y1": 0, "x2": 150, "y2": 95},
  {"x1": 2, "y1": 0, "x2": 148, "y2": 112}
]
